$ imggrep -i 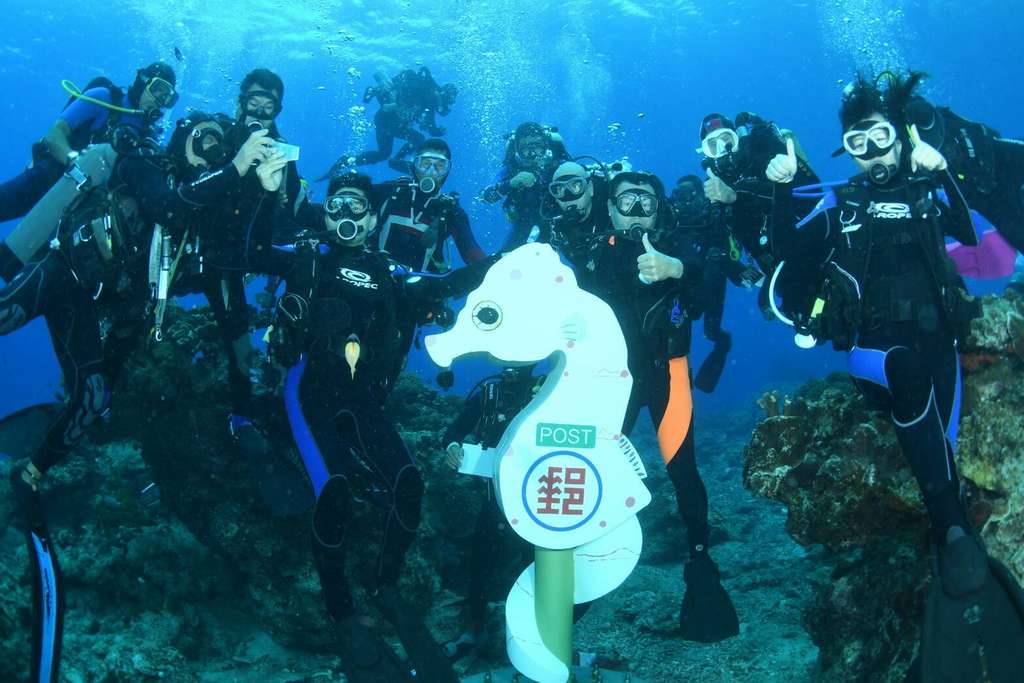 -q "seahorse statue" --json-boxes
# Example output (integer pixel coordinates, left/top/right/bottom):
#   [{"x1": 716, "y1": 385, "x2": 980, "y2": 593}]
[{"x1": 426, "y1": 243, "x2": 651, "y2": 683}]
